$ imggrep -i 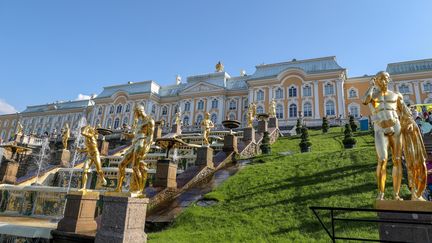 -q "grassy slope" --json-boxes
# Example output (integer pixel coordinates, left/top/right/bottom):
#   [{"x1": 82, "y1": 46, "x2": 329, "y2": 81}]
[{"x1": 150, "y1": 127, "x2": 403, "y2": 242}]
